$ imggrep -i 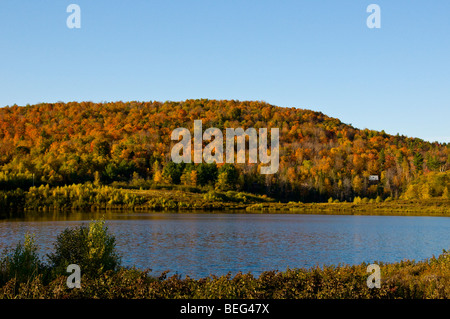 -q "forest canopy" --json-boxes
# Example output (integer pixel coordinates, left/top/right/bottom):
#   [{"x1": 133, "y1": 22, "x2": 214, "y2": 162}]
[{"x1": 0, "y1": 99, "x2": 449, "y2": 202}]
